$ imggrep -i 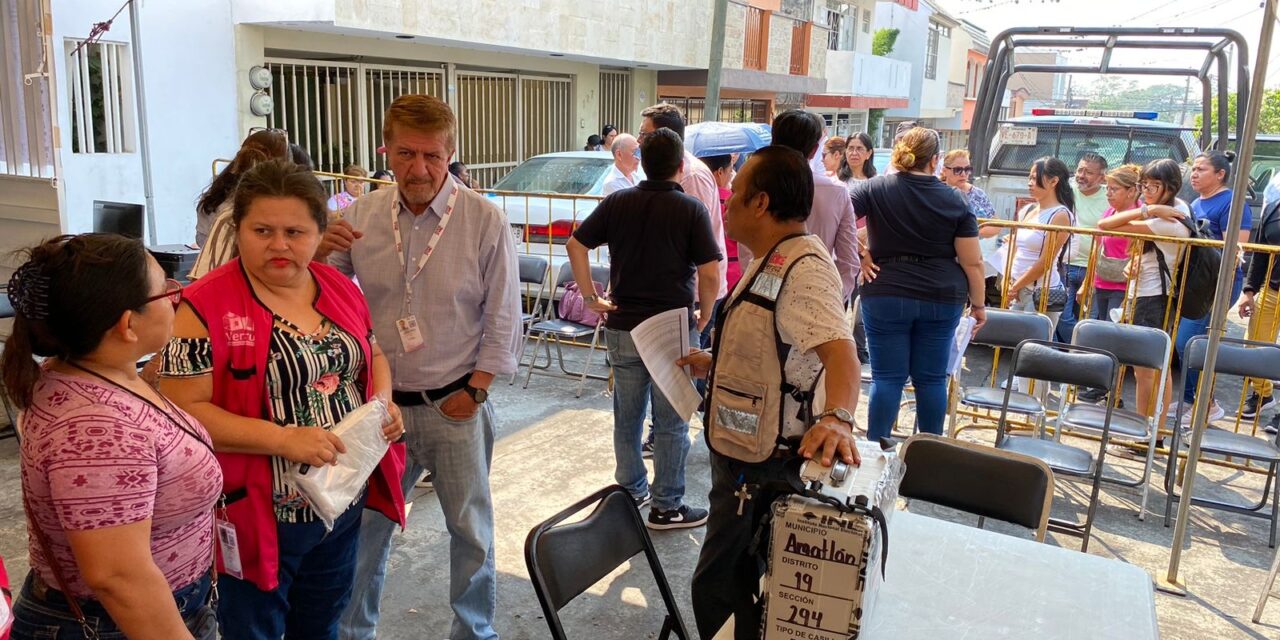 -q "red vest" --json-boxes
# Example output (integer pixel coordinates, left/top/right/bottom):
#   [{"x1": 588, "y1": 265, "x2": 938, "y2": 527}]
[{"x1": 184, "y1": 259, "x2": 406, "y2": 591}]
